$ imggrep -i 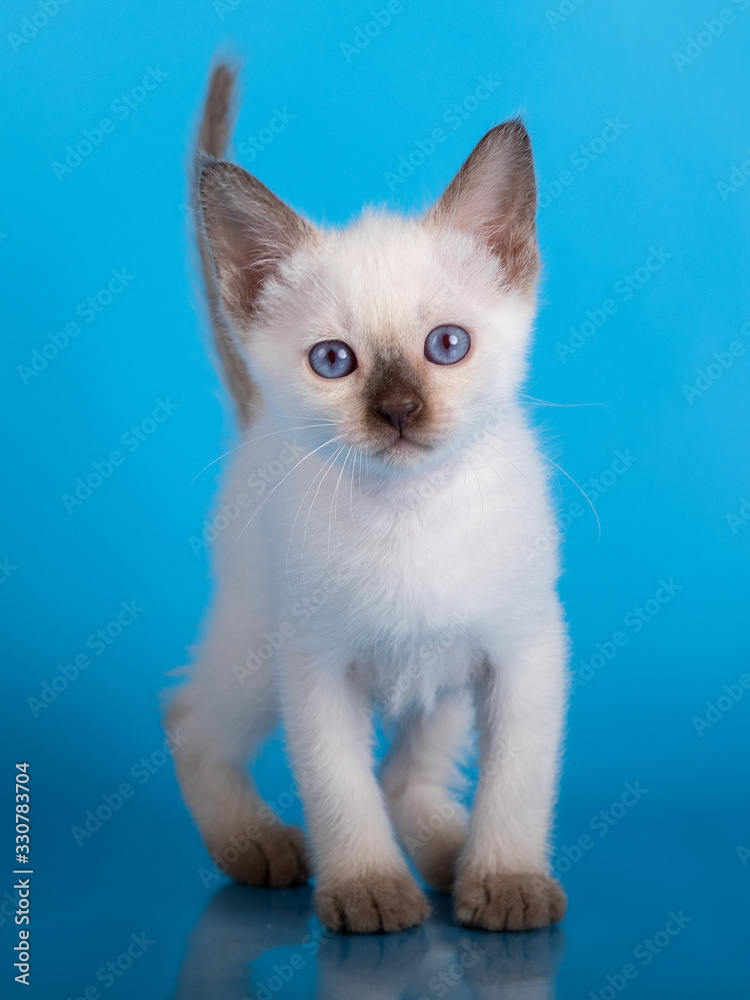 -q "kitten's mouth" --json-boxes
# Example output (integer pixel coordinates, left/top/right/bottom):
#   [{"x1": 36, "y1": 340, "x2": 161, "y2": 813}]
[
  {"x1": 377, "y1": 432, "x2": 434, "y2": 461},
  {"x1": 392, "y1": 434, "x2": 423, "y2": 450}
]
